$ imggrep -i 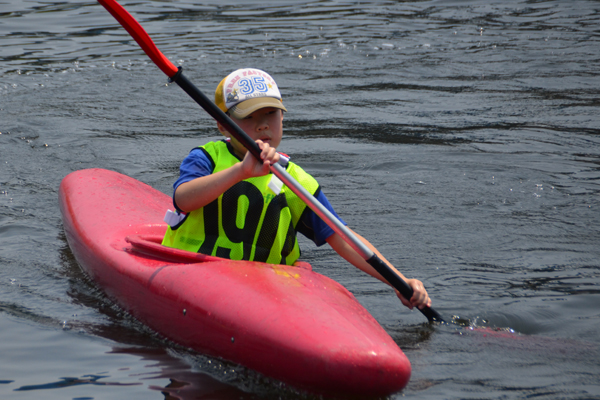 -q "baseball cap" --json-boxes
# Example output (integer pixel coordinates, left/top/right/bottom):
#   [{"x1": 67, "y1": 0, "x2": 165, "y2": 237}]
[{"x1": 215, "y1": 68, "x2": 287, "y2": 119}]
